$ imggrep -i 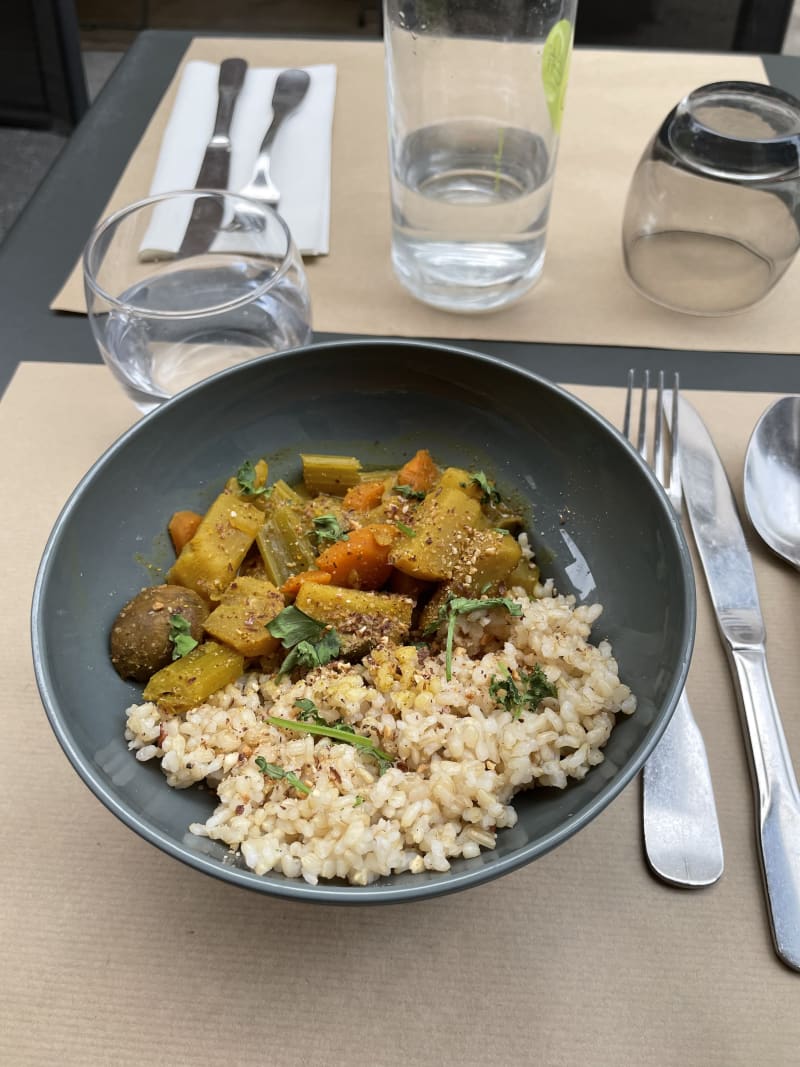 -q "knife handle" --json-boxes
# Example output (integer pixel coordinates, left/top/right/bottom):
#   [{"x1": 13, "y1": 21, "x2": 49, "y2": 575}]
[
  {"x1": 730, "y1": 644, "x2": 800, "y2": 972},
  {"x1": 213, "y1": 58, "x2": 248, "y2": 140}
]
